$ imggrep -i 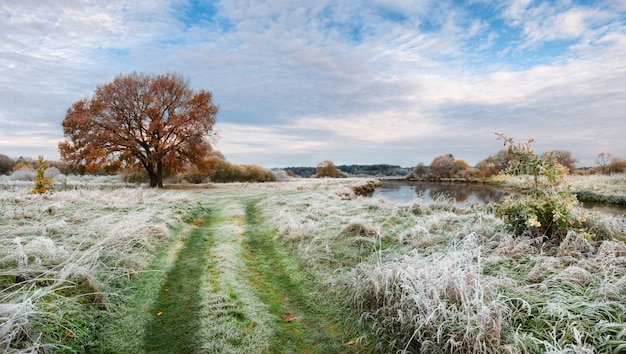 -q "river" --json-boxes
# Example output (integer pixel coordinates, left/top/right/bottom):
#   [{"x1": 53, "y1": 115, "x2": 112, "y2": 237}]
[
  {"x1": 372, "y1": 181, "x2": 506, "y2": 207},
  {"x1": 373, "y1": 180, "x2": 626, "y2": 216}
]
